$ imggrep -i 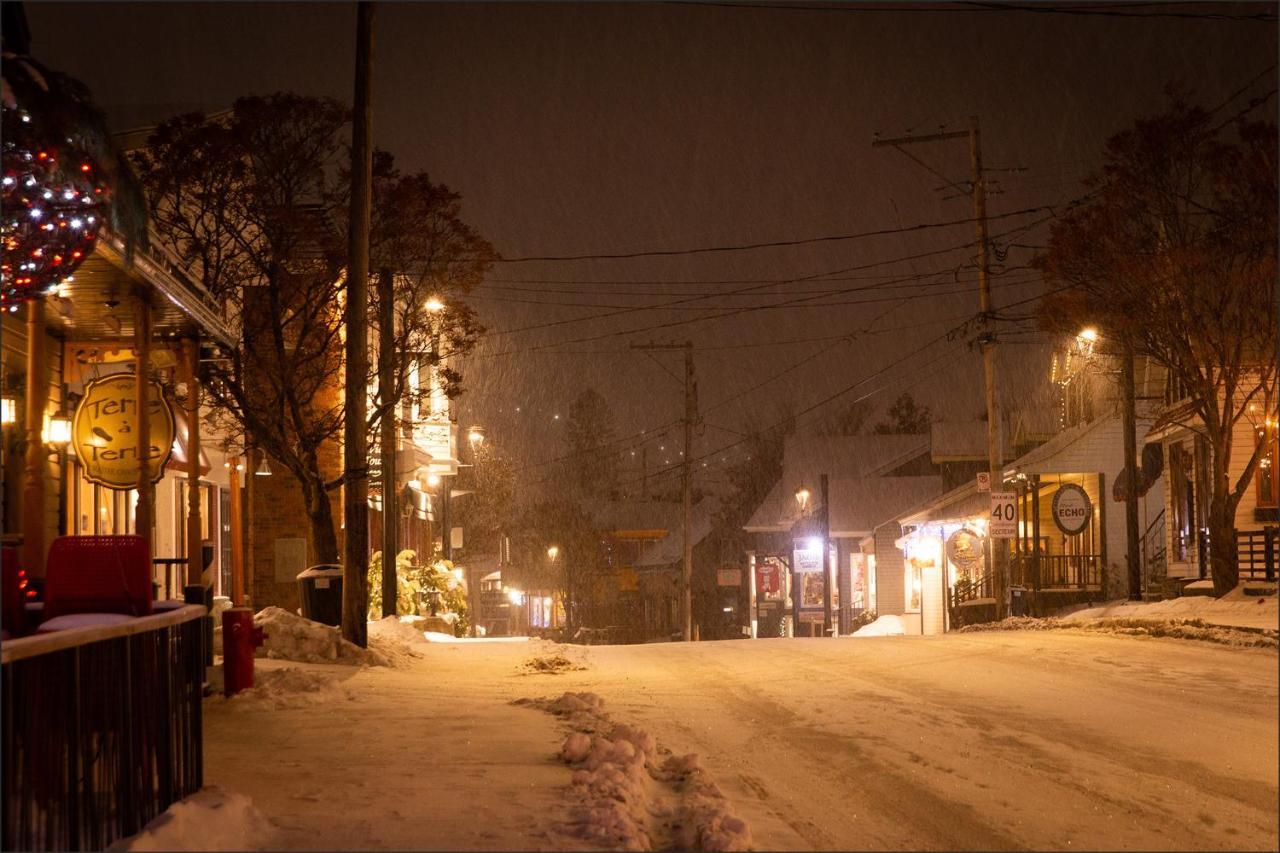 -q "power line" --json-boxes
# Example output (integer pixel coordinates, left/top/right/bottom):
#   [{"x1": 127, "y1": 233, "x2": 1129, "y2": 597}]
[
  {"x1": 466, "y1": 270, "x2": 1043, "y2": 311},
  {"x1": 478, "y1": 210, "x2": 1069, "y2": 343},
  {"x1": 668, "y1": 1, "x2": 1277, "y2": 21},
  {"x1": 491, "y1": 204, "x2": 1057, "y2": 263}
]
